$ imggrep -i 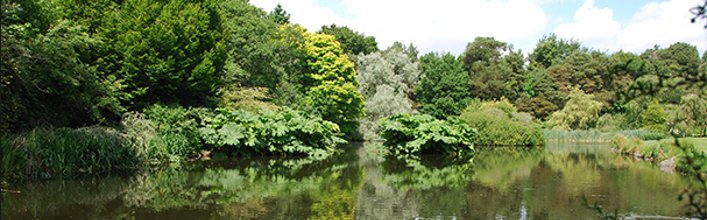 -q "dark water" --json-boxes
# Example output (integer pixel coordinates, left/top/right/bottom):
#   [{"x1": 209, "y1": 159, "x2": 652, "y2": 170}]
[{"x1": 2, "y1": 142, "x2": 693, "y2": 219}]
